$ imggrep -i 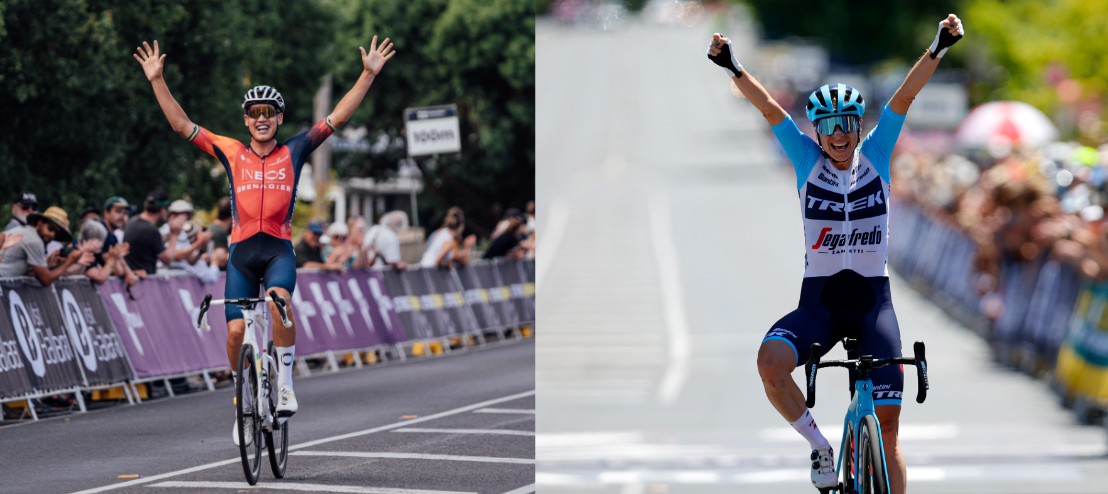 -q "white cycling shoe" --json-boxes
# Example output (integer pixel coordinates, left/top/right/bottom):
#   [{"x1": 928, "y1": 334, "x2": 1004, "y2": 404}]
[
  {"x1": 232, "y1": 396, "x2": 254, "y2": 447},
  {"x1": 811, "y1": 446, "x2": 837, "y2": 490},
  {"x1": 232, "y1": 417, "x2": 254, "y2": 447},
  {"x1": 276, "y1": 385, "x2": 298, "y2": 416}
]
